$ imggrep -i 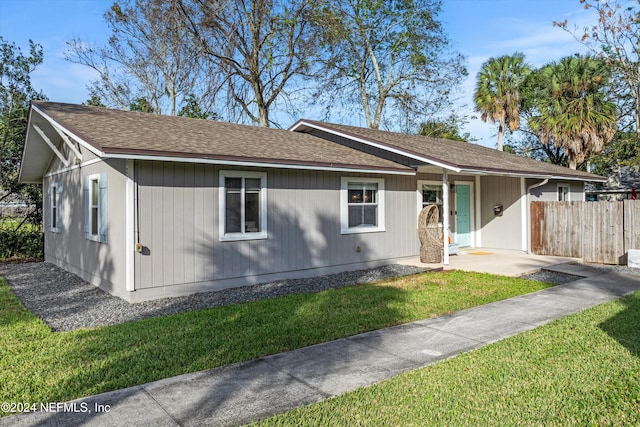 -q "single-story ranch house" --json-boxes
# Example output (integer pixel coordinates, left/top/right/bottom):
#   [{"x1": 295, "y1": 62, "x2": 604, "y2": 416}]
[{"x1": 19, "y1": 101, "x2": 605, "y2": 302}]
